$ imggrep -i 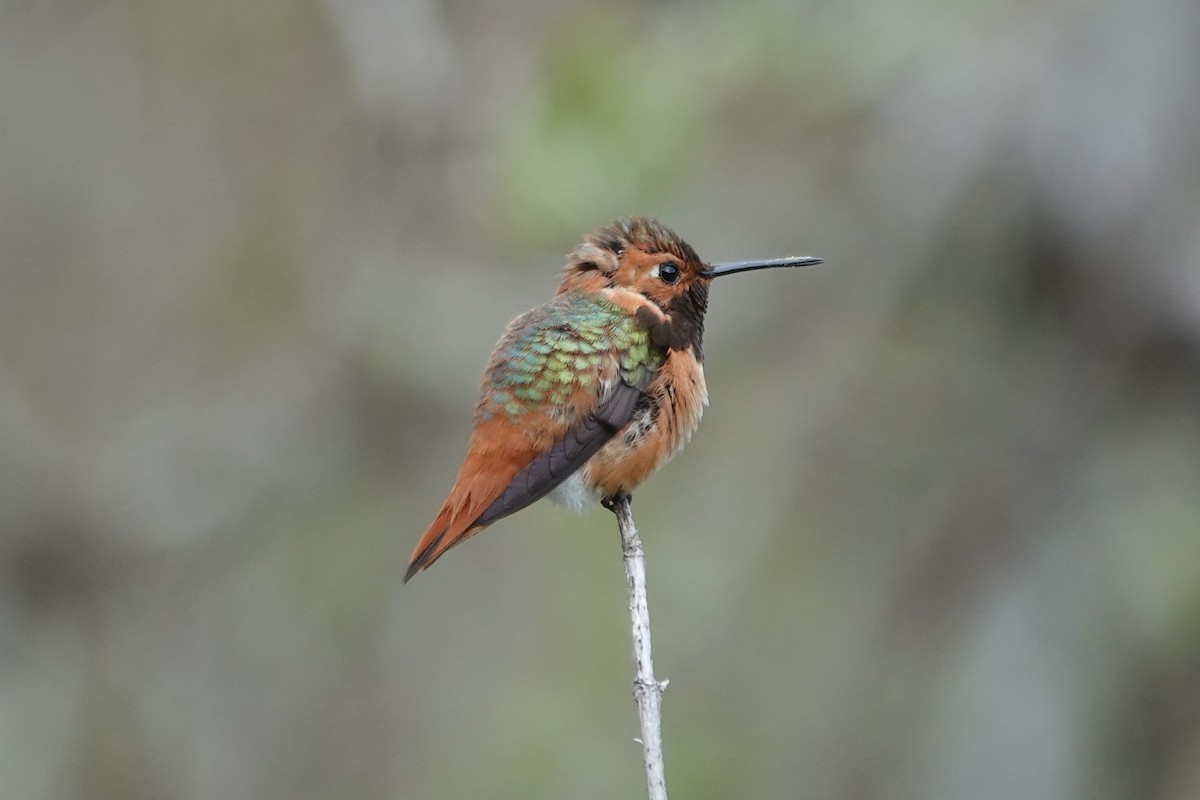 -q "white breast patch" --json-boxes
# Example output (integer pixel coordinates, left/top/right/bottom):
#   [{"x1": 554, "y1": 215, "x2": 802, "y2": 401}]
[{"x1": 549, "y1": 469, "x2": 601, "y2": 513}]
